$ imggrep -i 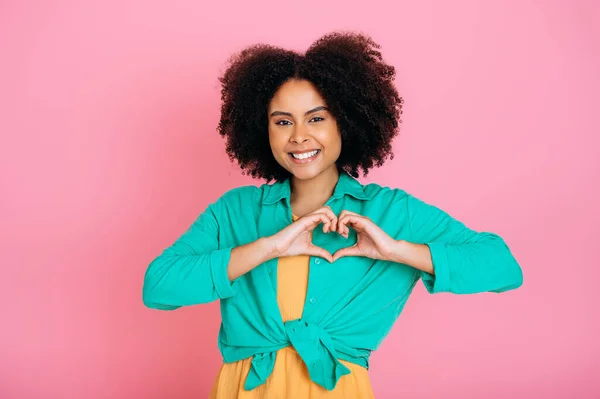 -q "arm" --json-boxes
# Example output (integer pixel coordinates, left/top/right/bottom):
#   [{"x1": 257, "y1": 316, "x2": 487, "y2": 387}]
[
  {"x1": 396, "y1": 194, "x2": 523, "y2": 294},
  {"x1": 142, "y1": 203, "x2": 274, "y2": 310},
  {"x1": 143, "y1": 202, "x2": 338, "y2": 310}
]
